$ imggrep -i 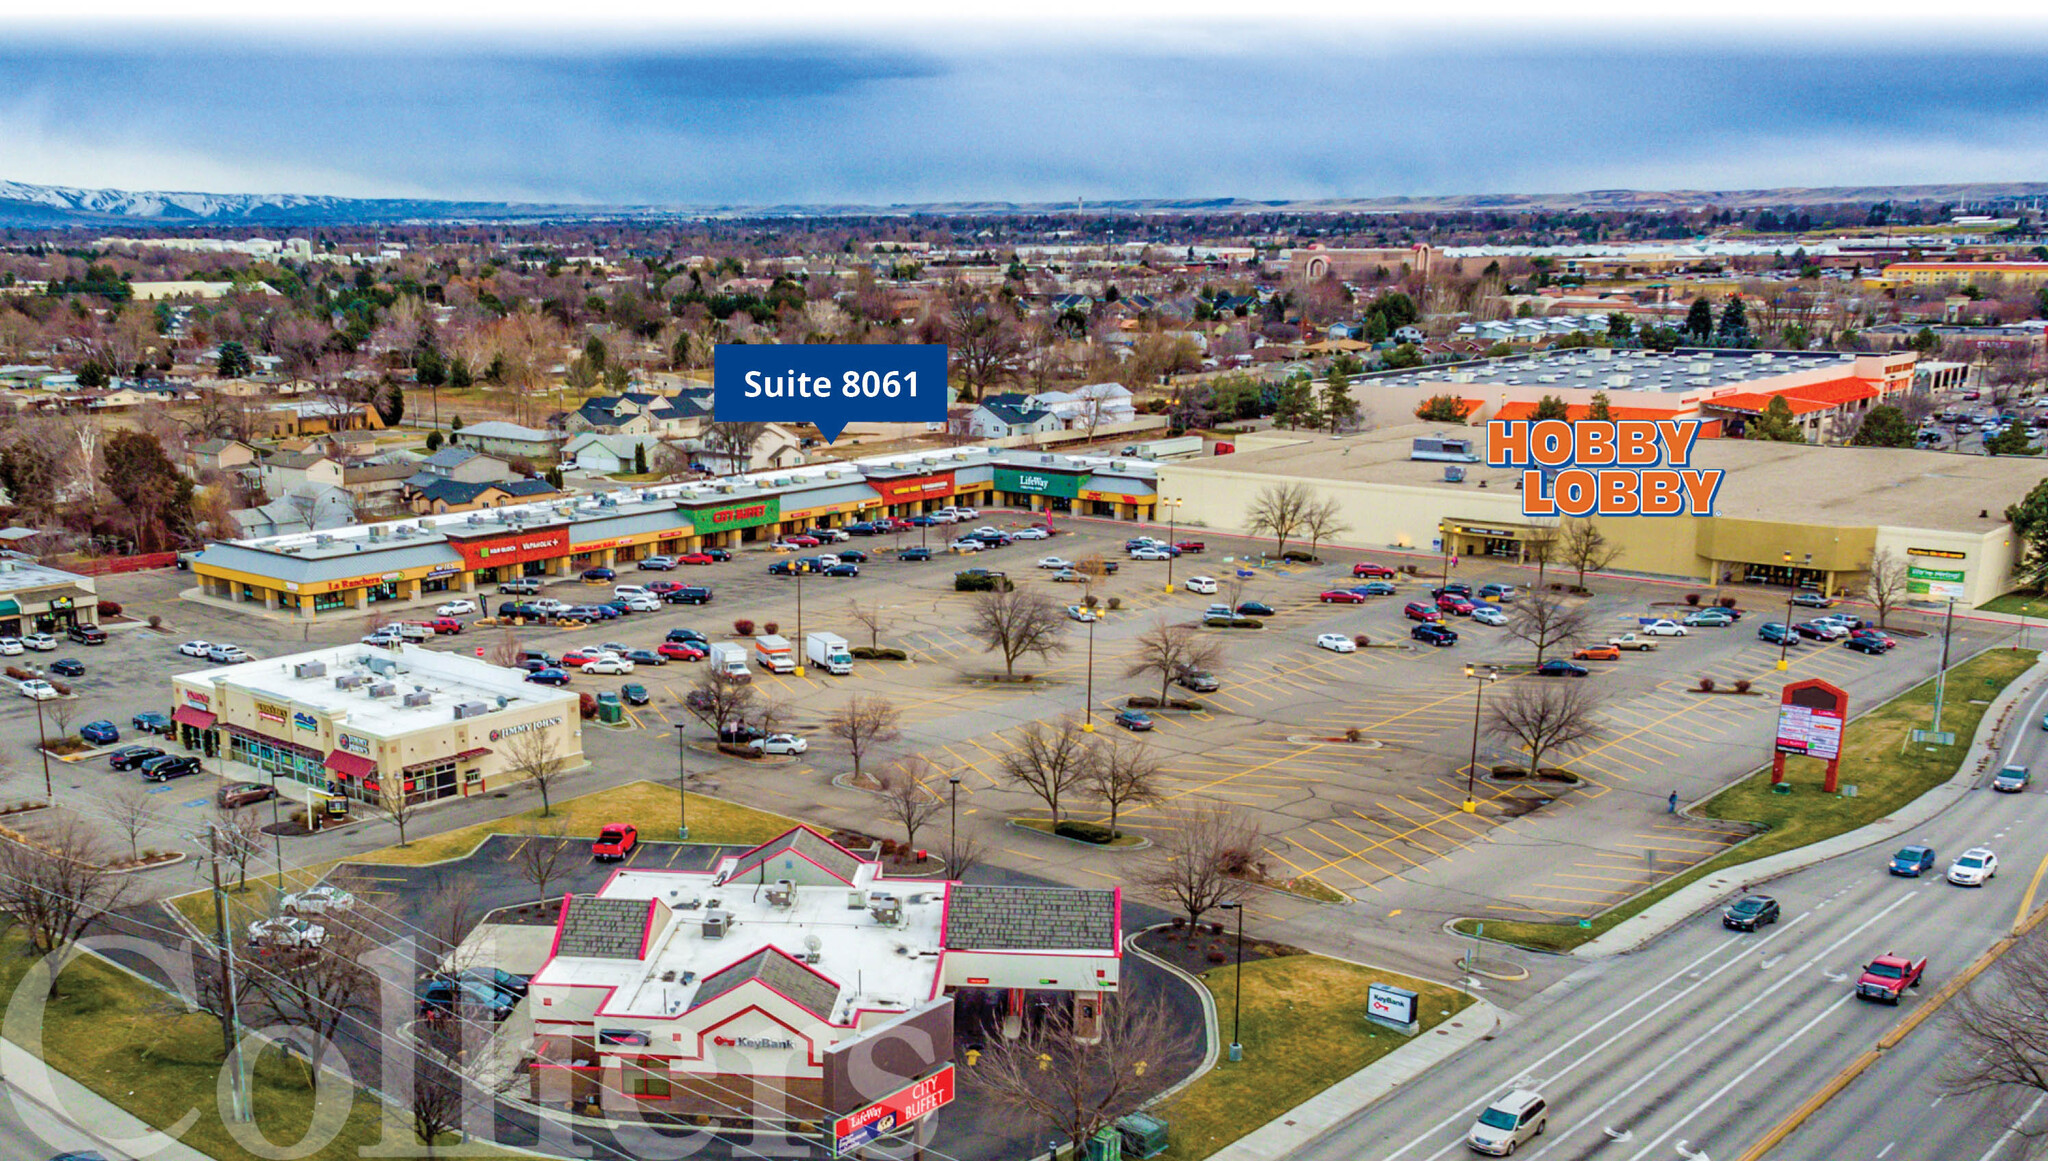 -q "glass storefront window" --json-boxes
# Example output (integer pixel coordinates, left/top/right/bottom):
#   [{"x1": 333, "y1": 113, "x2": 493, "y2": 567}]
[
  {"x1": 314, "y1": 592, "x2": 346, "y2": 611},
  {"x1": 367, "y1": 582, "x2": 398, "y2": 603}
]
